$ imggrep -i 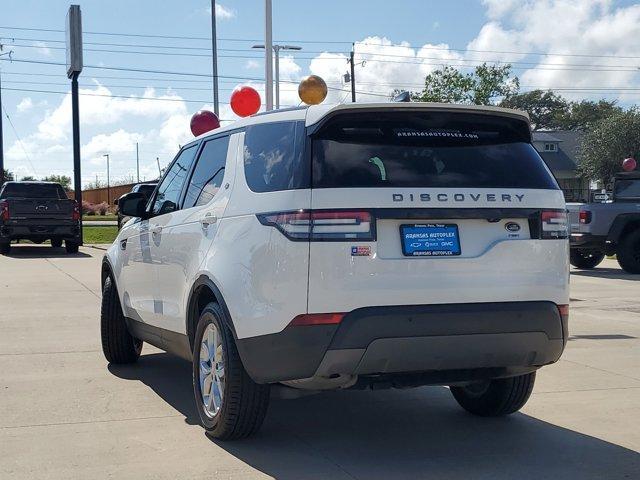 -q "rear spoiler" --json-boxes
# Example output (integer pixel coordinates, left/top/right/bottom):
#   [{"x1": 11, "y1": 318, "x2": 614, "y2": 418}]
[
  {"x1": 306, "y1": 103, "x2": 532, "y2": 142},
  {"x1": 306, "y1": 102, "x2": 531, "y2": 133}
]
